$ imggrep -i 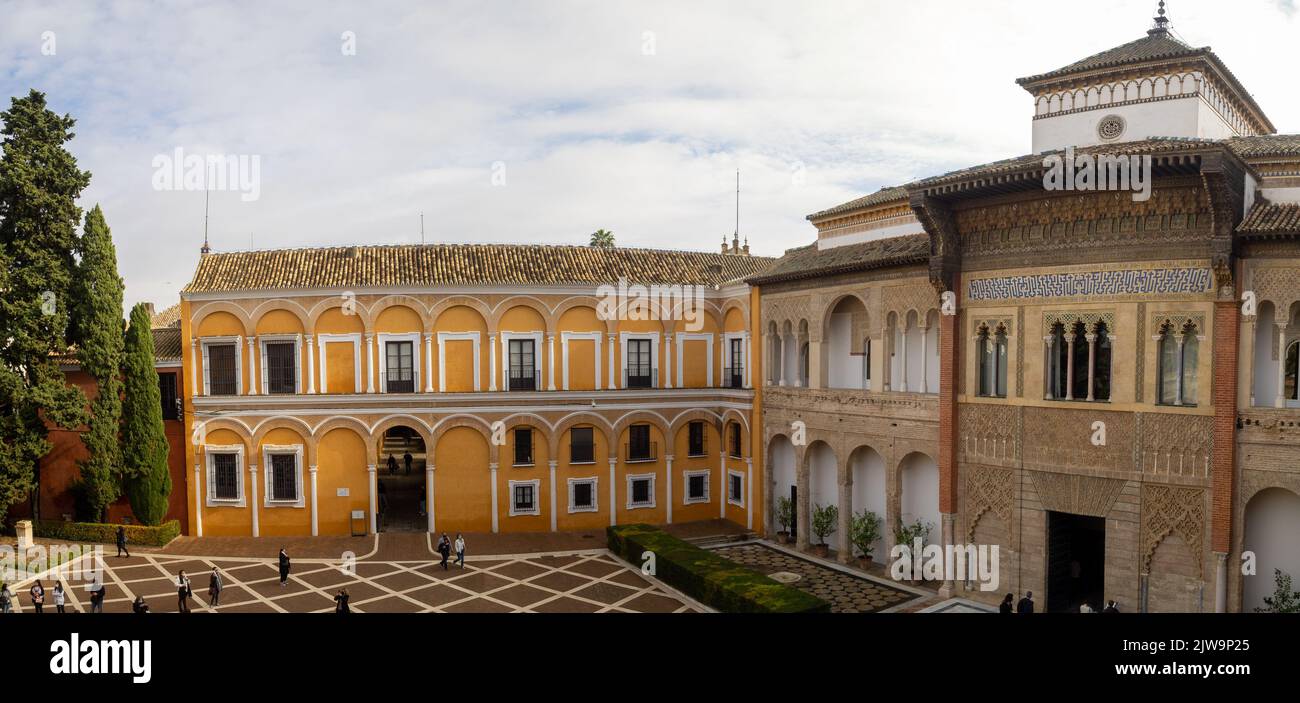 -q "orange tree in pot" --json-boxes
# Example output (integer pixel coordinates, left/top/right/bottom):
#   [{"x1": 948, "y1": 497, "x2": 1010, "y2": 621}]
[{"x1": 810, "y1": 503, "x2": 838, "y2": 558}]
